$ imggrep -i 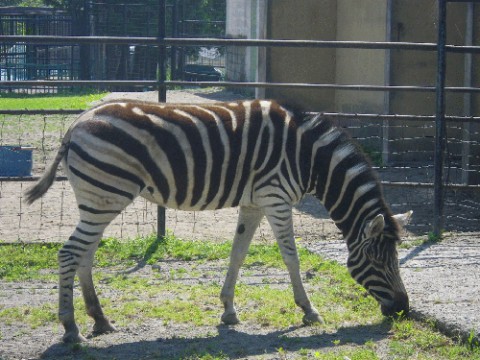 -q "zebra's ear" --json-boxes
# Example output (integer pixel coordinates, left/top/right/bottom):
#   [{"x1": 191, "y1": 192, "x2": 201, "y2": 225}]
[
  {"x1": 365, "y1": 214, "x2": 385, "y2": 239},
  {"x1": 392, "y1": 210, "x2": 413, "y2": 229}
]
